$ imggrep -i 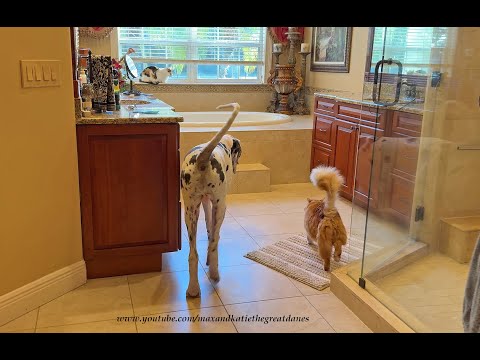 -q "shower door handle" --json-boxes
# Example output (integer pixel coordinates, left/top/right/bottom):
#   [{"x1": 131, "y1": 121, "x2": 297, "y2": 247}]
[{"x1": 372, "y1": 58, "x2": 403, "y2": 106}]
